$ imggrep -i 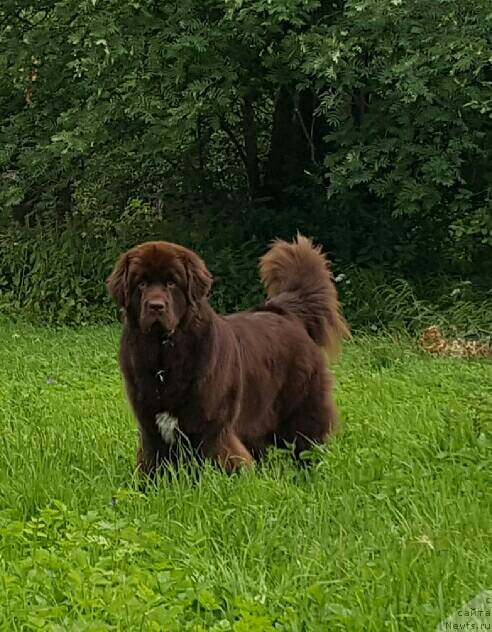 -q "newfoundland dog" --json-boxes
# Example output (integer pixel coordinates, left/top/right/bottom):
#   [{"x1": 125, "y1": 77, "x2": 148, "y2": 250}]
[{"x1": 107, "y1": 235, "x2": 349, "y2": 478}]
